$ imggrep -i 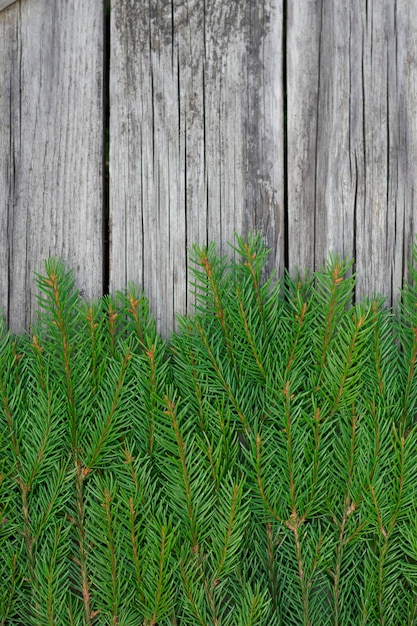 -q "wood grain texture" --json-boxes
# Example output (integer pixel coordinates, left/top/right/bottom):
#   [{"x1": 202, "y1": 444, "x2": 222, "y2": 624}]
[
  {"x1": 287, "y1": 0, "x2": 417, "y2": 305},
  {"x1": 0, "y1": 0, "x2": 104, "y2": 332},
  {"x1": 0, "y1": 0, "x2": 17, "y2": 12},
  {"x1": 3, "y1": 0, "x2": 416, "y2": 335},
  {"x1": 110, "y1": 0, "x2": 284, "y2": 336}
]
